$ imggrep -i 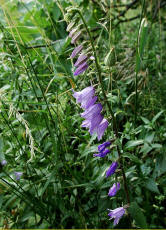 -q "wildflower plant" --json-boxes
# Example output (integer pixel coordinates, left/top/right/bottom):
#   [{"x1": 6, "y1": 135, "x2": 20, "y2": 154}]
[
  {"x1": 65, "y1": 6, "x2": 130, "y2": 226},
  {"x1": 0, "y1": 0, "x2": 165, "y2": 228}
]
